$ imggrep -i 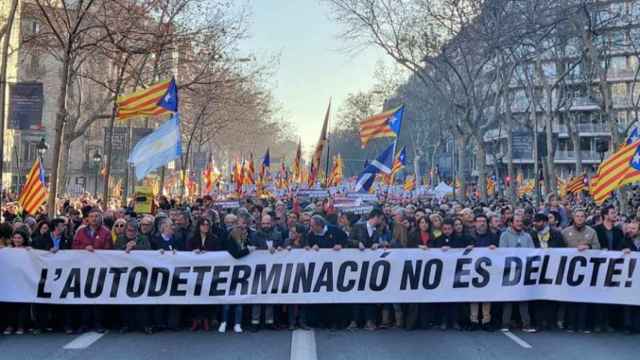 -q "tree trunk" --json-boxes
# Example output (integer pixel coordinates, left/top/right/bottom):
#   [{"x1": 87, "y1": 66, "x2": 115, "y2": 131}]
[
  {"x1": 102, "y1": 59, "x2": 128, "y2": 203},
  {"x1": 0, "y1": 0, "x2": 19, "y2": 210},
  {"x1": 475, "y1": 136, "x2": 488, "y2": 202},
  {"x1": 413, "y1": 153, "x2": 421, "y2": 187},
  {"x1": 58, "y1": 133, "x2": 73, "y2": 195},
  {"x1": 47, "y1": 50, "x2": 72, "y2": 217},
  {"x1": 506, "y1": 98, "x2": 516, "y2": 203},
  {"x1": 456, "y1": 136, "x2": 466, "y2": 201}
]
